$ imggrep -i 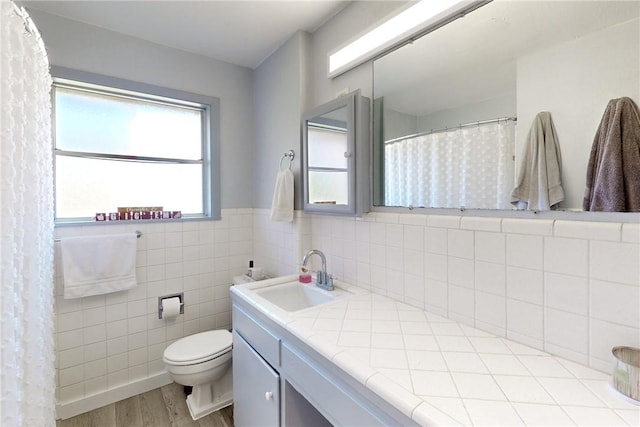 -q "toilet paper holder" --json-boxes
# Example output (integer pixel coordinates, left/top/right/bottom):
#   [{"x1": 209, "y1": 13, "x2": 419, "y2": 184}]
[{"x1": 158, "y1": 293, "x2": 184, "y2": 319}]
